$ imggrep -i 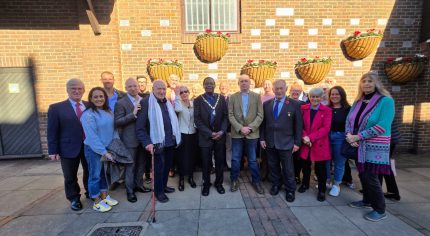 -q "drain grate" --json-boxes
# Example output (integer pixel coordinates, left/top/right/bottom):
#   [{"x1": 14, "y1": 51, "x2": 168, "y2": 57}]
[{"x1": 90, "y1": 226, "x2": 143, "y2": 236}]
